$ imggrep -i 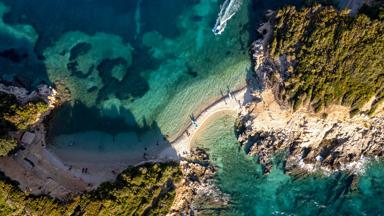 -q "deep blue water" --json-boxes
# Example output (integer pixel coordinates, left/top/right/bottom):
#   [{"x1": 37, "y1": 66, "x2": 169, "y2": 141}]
[
  {"x1": 0, "y1": 0, "x2": 301, "y2": 152},
  {"x1": 2, "y1": 1, "x2": 383, "y2": 215}
]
